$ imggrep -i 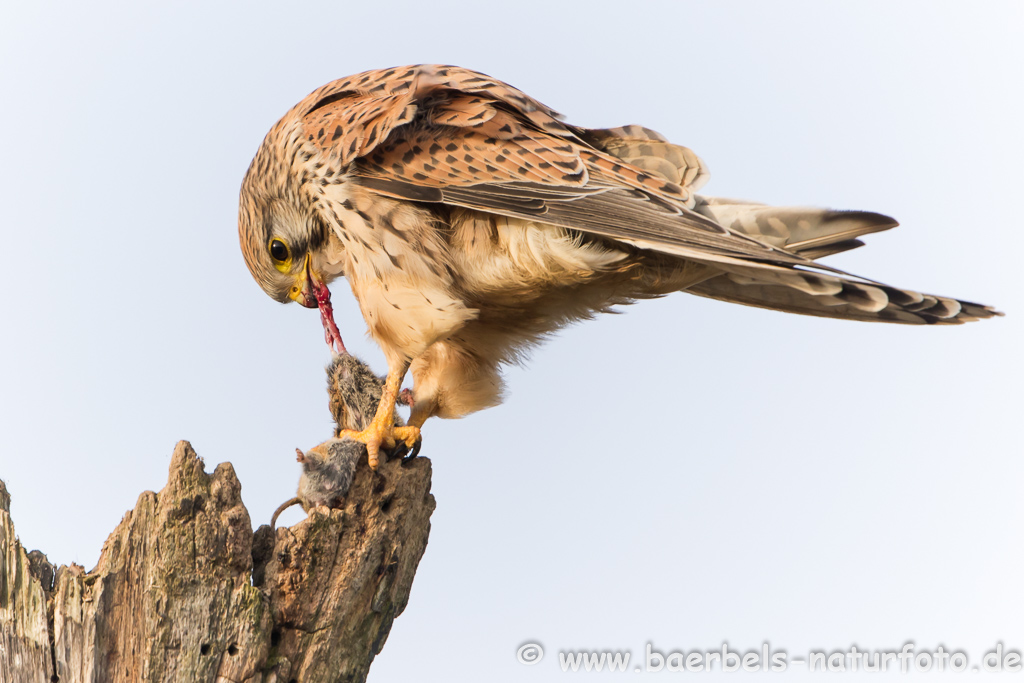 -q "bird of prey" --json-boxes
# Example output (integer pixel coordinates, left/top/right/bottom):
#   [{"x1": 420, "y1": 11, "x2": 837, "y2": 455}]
[{"x1": 239, "y1": 64, "x2": 1000, "y2": 467}]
